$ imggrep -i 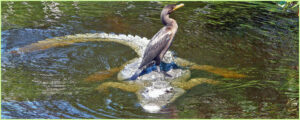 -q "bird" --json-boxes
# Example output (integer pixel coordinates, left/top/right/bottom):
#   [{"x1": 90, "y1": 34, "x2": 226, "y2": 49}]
[{"x1": 130, "y1": 3, "x2": 184, "y2": 80}]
